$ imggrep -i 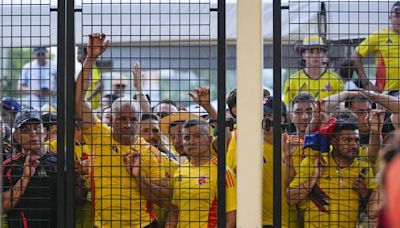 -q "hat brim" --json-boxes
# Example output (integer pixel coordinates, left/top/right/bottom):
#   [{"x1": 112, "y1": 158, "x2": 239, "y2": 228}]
[
  {"x1": 303, "y1": 44, "x2": 328, "y2": 51},
  {"x1": 16, "y1": 117, "x2": 41, "y2": 128},
  {"x1": 160, "y1": 112, "x2": 203, "y2": 135}
]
